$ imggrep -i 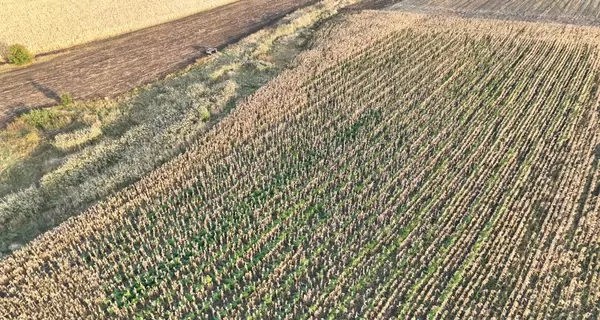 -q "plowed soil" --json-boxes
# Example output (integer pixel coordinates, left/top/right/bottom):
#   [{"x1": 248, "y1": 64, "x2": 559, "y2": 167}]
[
  {"x1": 345, "y1": 0, "x2": 400, "y2": 9},
  {"x1": 0, "y1": 0, "x2": 315, "y2": 126}
]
